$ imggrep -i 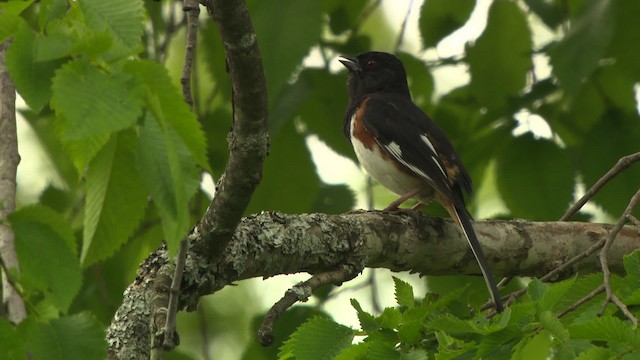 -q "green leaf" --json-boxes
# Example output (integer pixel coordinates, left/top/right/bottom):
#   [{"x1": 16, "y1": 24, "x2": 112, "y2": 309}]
[
  {"x1": 392, "y1": 277, "x2": 415, "y2": 309},
  {"x1": 427, "y1": 313, "x2": 506, "y2": 335},
  {"x1": 124, "y1": 60, "x2": 209, "y2": 169},
  {"x1": 0, "y1": 0, "x2": 33, "y2": 15},
  {"x1": 78, "y1": 0, "x2": 144, "y2": 58},
  {"x1": 579, "y1": 115, "x2": 640, "y2": 217},
  {"x1": 136, "y1": 113, "x2": 200, "y2": 253},
  {"x1": 350, "y1": 299, "x2": 378, "y2": 332},
  {"x1": 539, "y1": 311, "x2": 573, "y2": 355},
  {"x1": 539, "y1": 277, "x2": 576, "y2": 311},
  {"x1": 52, "y1": 59, "x2": 142, "y2": 139},
  {"x1": 397, "y1": 320, "x2": 422, "y2": 345},
  {"x1": 335, "y1": 342, "x2": 368, "y2": 360},
  {"x1": 495, "y1": 135, "x2": 574, "y2": 220},
  {"x1": 245, "y1": 122, "x2": 320, "y2": 214},
  {"x1": 467, "y1": 1, "x2": 532, "y2": 110},
  {"x1": 252, "y1": 0, "x2": 322, "y2": 102},
  {"x1": 82, "y1": 130, "x2": 147, "y2": 266},
  {"x1": 367, "y1": 340, "x2": 400, "y2": 360},
  {"x1": 0, "y1": 318, "x2": 25, "y2": 360},
  {"x1": 574, "y1": 346, "x2": 616, "y2": 360},
  {"x1": 6, "y1": 23, "x2": 61, "y2": 112},
  {"x1": 10, "y1": 205, "x2": 81, "y2": 312},
  {"x1": 511, "y1": 331, "x2": 551, "y2": 360},
  {"x1": 523, "y1": 0, "x2": 566, "y2": 29},
  {"x1": 419, "y1": 0, "x2": 475, "y2": 48},
  {"x1": 19, "y1": 313, "x2": 107, "y2": 360},
  {"x1": 476, "y1": 326, "x2": 523, "y2": 359},
  {"x1": 608, "y1": 0, "x2": 640, "y2": 80},
  {"x1": 378, "y1": 308, "x2": 402, "y2": 330},
  {"x1": 39, "y1": 0, "x2": 69, "y2": 30},
  {"x1": 0, "y1": 13, "x2": 22, "y2": 43},
  {"x1": 278, "y1": 316, "x2": 353, "y2": 360},
  {"x1": 569, "y1": 316, "x2": 640, "y2": 352},
  {"x1": 623, "y1": 250, "x2": 640, "y2": 288},
  {"x1": 548, "y1": 0, "x2": 615, "y2": 95},
  {"x1": 60, "y1": 132, "x2": 110, "y2": 177}
]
